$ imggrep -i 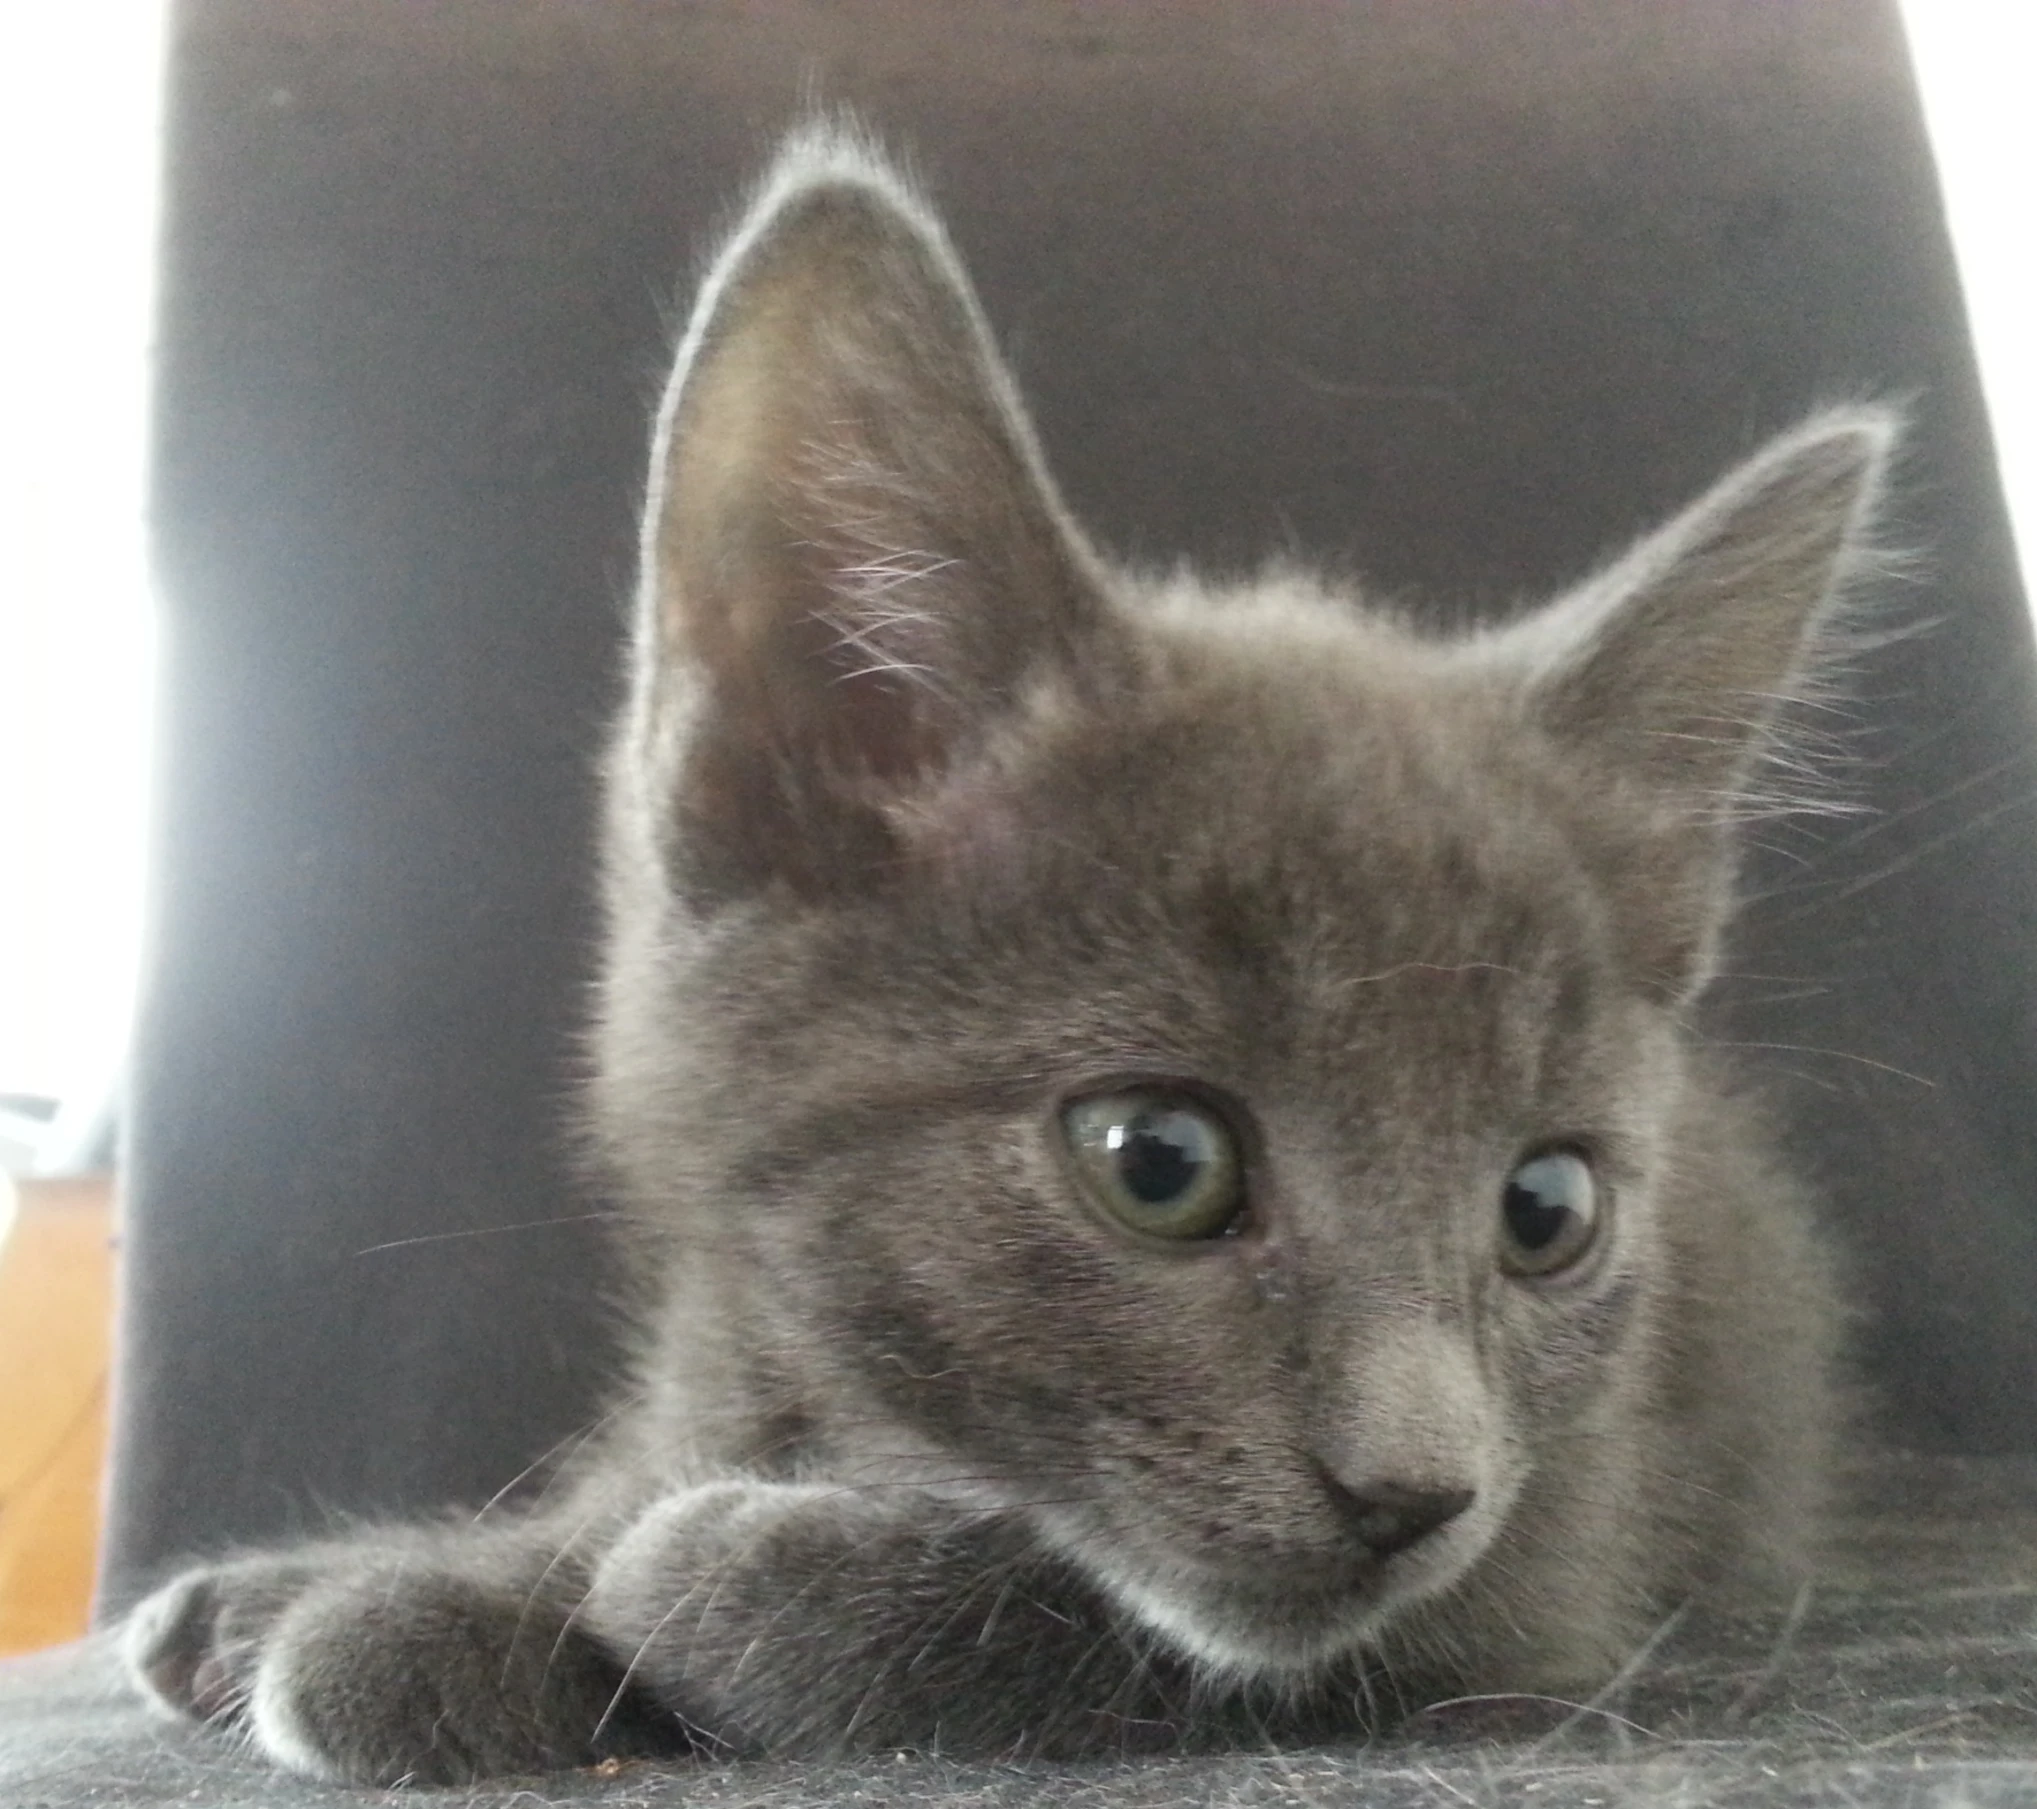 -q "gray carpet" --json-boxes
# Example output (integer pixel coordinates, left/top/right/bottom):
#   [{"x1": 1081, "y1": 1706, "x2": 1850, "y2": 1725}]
[{"x1": 6, "y1": 1453, "x2": 2032, "y2": 1807}]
